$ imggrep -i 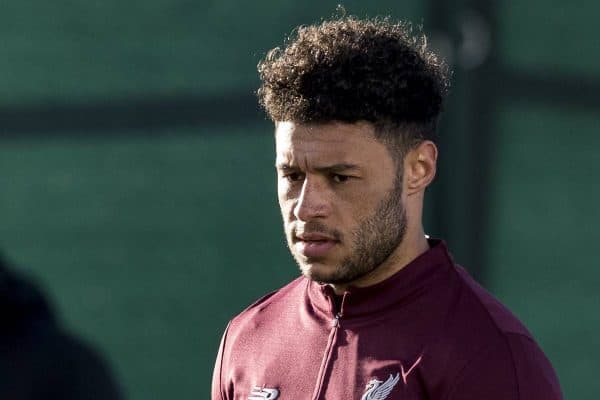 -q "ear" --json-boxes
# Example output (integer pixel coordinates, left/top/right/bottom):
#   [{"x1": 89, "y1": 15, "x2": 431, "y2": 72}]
[{"x1": 404, "y1": 141, "x2": 438, "y2": 196}]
